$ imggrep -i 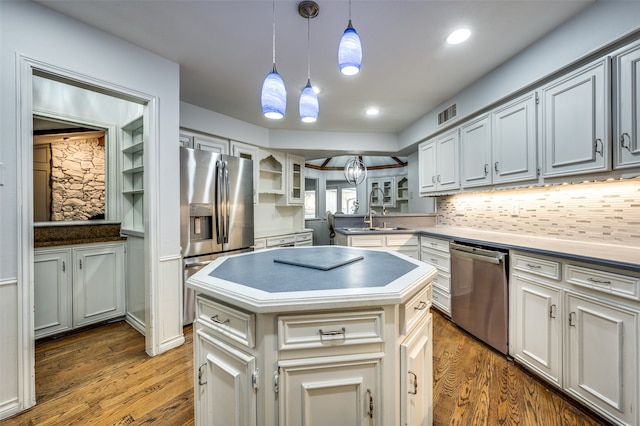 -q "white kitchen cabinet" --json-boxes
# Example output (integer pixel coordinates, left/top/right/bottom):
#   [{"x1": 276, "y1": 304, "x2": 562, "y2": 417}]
[
  {"x1": 511, "y1": 272, "x2": 562, "y2": 387},
  {"x1": 491, "y1": 91, "x2": 538, "y2": 184},
  {"x1": 510, "y1": 251, "x2": 640, "y2": 426},
  {"x1": 280, "y1": 154, "x2": 305, "y2": 206},
  {"x1": 541, "y1": 58, "x2": 610, "y2": 177},
  {"x1": 420, "y1": 236, "x2": 451, "y2": 316},
  {"x1": 278, "y1": 353, "x2": 382, "y2": 426},
  {"x1": 194, "y1": 326, "x2": 257, "y2": 426},
  {"x1": 258, "y1": 149, "x2": 285, "y2": 195},
  {"x1": 34, "y1": 241, "x2": 126, "y2": 338},
  {"x1": 73, "y1": 243, "x2": 126, "y2": 327},
  {"x1": 368, "y1": 177, "x2": 396, "y2": 208},
  {"x1": 337, "y1": 233, "x2": 419, "y2": 260},
  {"x1": 461, "y1": 114, "x2": 493, "y2": 188},
  {"x1": 34, "y1": 248, "x2": 72, "y2": 339},
  {"x1": 565, "y1": 291, "x2": 637, "y2": 426},
  {"x1": 418, "y1": 129, "x2": 460, "y2": 195},
  {"x1": 614, "y1": 41, "x2": 640, "y2": 169},
  {"x1": 231, "y1": 140, "x2": 258, "y2": 204},
  {"x1": 396, "y1": 176, "x2": 409, "y2": 202},
  {"x1": 400, "y1": 313, "x2": 433, "y2": 426},
  {"x1": 194, "y1": 134, "x2": 229, "y2": 155}
]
